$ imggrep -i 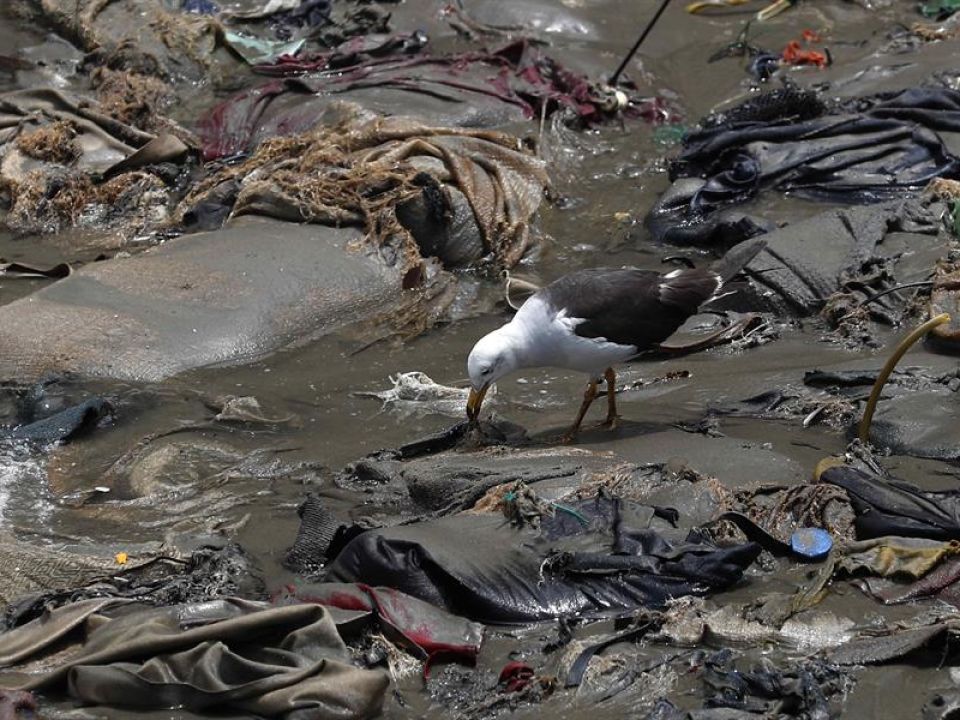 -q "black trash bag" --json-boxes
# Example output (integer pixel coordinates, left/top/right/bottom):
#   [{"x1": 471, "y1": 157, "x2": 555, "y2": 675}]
[
  {"x1": 820, "y1": 464, "x2": 960, "y2": 541},
  {"x1": 323, "y1": 495, "x2": 760, "y2": 623},
  {"x1": 648, "y1": 87, "x2": 960, "y2": 246}
]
